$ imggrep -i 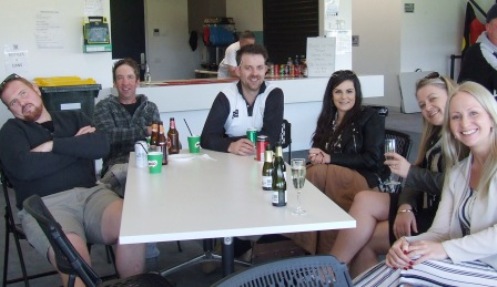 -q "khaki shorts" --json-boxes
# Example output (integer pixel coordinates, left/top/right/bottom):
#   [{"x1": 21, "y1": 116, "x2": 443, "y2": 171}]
[{"x1": 18, "y1": 185, "x2": 121, "y2": 259}]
